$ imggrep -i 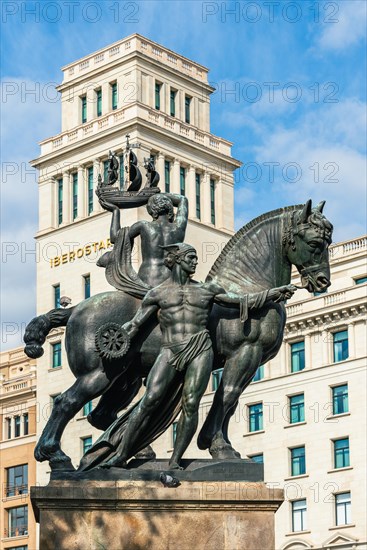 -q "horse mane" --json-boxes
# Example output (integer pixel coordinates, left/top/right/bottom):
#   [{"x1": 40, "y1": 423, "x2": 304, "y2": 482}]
[{"x1": 207, "y1": 204, "x2": 304, "y2": 291}]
